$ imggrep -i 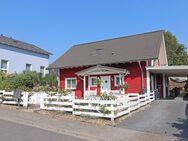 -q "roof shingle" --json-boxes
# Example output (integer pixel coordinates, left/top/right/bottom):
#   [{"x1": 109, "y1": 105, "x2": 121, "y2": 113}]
[
  {"x1": 0, "y1": 35, "x2": 51, "y2": 56},
  {"x1": 49, "y1": 30, "x2": 164, "y2": 68}
]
